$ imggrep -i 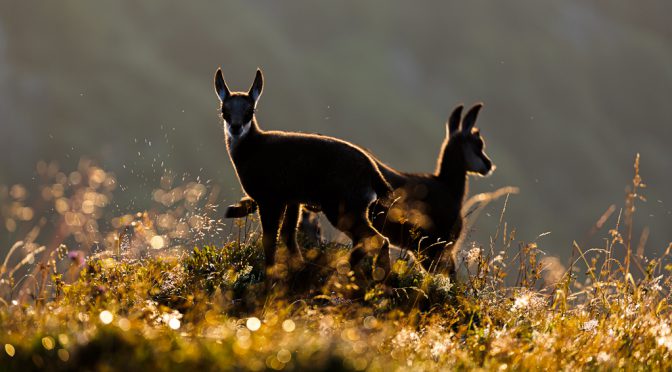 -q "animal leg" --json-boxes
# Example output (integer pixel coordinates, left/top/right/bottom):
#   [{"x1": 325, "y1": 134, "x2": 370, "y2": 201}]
[
  {"x1": 345, "y1": 212, "x2": 391, "y2": 275},
  {"x1": 279, "y1": 203, "x2": 304, "y2": 264},
  {"x1": 258, "y1": 203, "x2": 285, "y2": 277}
]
